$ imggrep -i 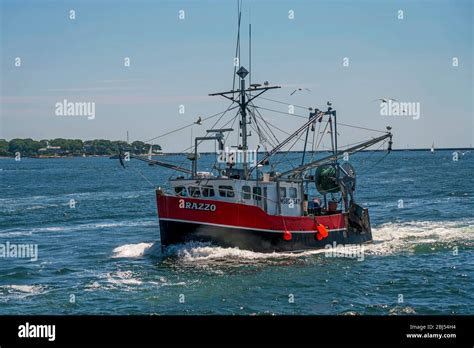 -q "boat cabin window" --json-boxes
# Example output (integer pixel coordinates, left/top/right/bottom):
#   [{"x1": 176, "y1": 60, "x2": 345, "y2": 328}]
[
  {"x1": 218, "y1": 185, "x2": 235, "y2": 198},
  {"x1": 188, "y1": 186, "x2": 201, "y2": 198},
  {"x1": 279, "y1": 187, "x2": 286, "y2": 198},
  {"x1": 175, "y1": 186, "x2": 188, "y2": 197},
  {"x1": 253, "y1": 187, "x2": 262, "y2": 201},
  {"x1": 242, "y1": 186, "x2": 251, "y2": 199},
  {"x1": 201, "y1": 185, "x2": 215, "y2": 197},
  {"x1": 289, "y1": 187, "x2": 297, "y2": 198}
]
